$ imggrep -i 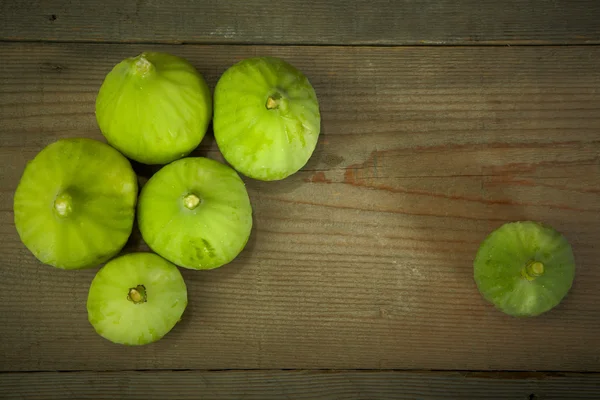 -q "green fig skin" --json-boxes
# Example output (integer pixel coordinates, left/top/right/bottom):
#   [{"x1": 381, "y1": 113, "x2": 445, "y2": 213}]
[
  {"x1": 87, "y1": 252, "x2": 187, "y2": 345},
  {"x1": 137, "y1": 157, "x2": 253, "y2": 270},
  {"x1": 474, "y1": 221, "x2": 575, "y2": 317},
  {"x1": 96, "y1": 52, "x2": 212, "y2": 165},
  {"x1": 213, "y1": 56, "x2": 320, "y2": 181},
  {"x1": 13, "y1": 138, "x2": 138, "y2": 270}
]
